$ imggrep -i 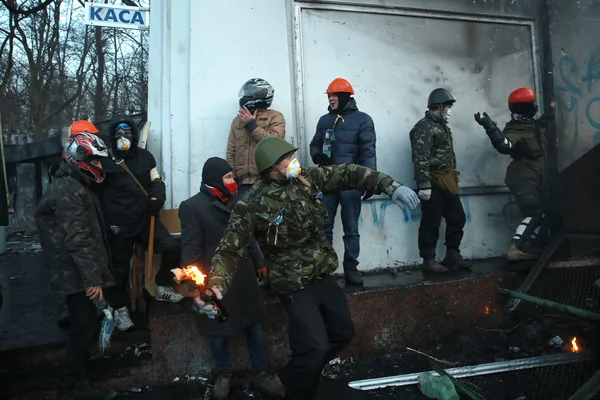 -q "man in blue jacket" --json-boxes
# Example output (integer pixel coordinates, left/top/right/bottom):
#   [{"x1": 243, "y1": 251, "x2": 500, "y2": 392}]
[{"x1": 309, "y1": 78, "x2": 376, "y2": 286}]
